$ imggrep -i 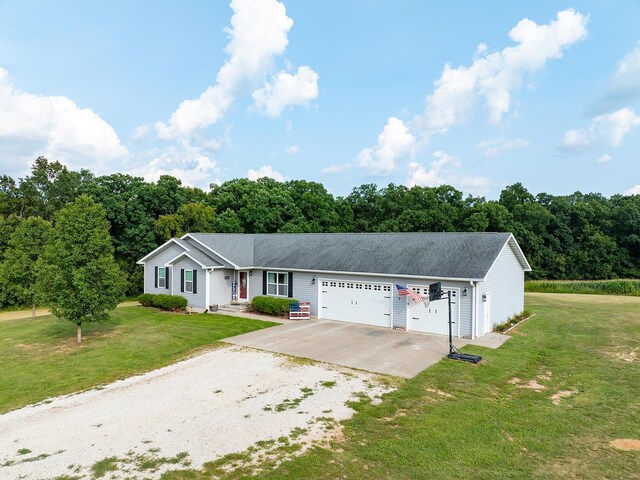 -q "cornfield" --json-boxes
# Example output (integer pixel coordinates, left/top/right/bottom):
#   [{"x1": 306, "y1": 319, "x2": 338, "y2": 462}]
[{"x1": 525, "y1": 279, "x2": 640, "y2": 296}]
